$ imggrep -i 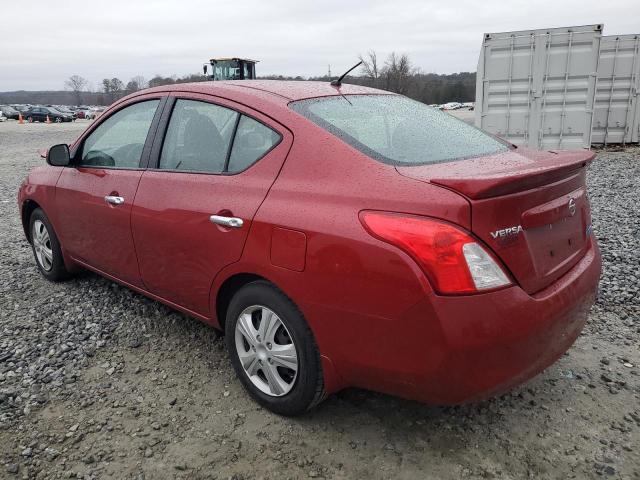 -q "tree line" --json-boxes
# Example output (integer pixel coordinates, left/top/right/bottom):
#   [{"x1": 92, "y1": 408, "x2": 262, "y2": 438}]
[
  {"x1": 0, "y1": 51, "x2": 475, "y2": 106},
  {"x1": 355, "y1": 51, "x2": 475, "y2": 104}
]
